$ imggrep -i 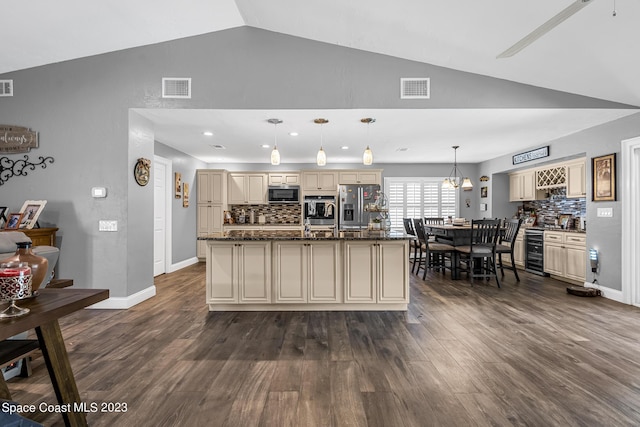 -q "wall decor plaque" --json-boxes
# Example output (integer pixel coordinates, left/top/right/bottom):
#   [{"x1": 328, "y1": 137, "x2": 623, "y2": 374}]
[
  {"x1": 134, "y1": 158, "x2": 151, "y2": 186},
  {"x1": 0, "y1": 125, "x2": 39, "y2": 153},
  {"x1": 512, "y1": 146, "x2": 549, "y2": 165}
]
